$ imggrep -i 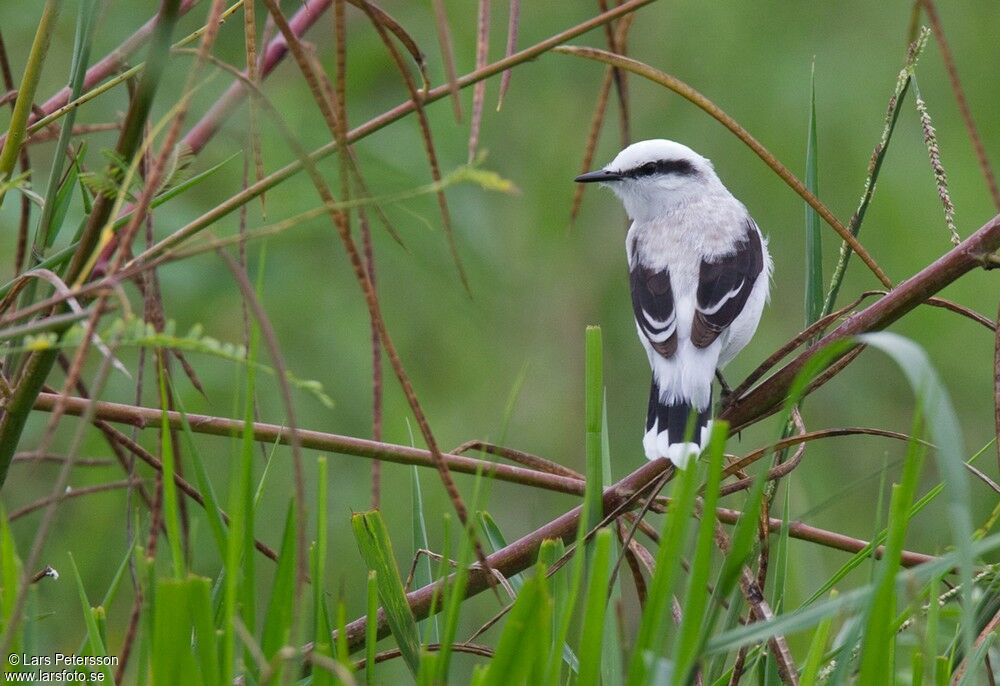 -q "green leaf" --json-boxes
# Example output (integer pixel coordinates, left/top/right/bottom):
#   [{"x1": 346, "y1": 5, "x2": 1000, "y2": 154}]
[
  {"x1": 626, "y1": 458, "x2": 700, "y2": 686},
  {"x1": 157, "y1": 360, "x2": 185, "y2": 579},
  {"x1": 366, "y1": 570, "x2": 379, "y2": 686},
  {"x1": 585, "y1": 326, "x2": 604, "y2": 534},
  {"x1": 352, "y1": 510, "x2": 422, "y2": 676},
  {"x1": 799, "y1": 592, "x2": 836, "y2": 686},
  {"x1": 857, "y1": 332, "x2": 975, "y2": 656},
  {"x1": 804, "y1": 61, "x2": 823, "y2": 326},
  {"x1": 484, "y1": 568, "x2": 552, "y2": 686},
  {"x1": 858, "y1": 411, "x2": 925, "y2": 685},
  {"x1": 261, "y1": 503, "x2": 298, "y2": 662},
  {"x1": 578, "y1": 528, "x2": 613, "y2": 686},
  {"x1": 173, "y1": 392, "x2": 228, "y2": 561},
  {"x1": 673, "y1": 425, "x2": 726, "y2": 684},
  {"x1": 152, "y1": 577, "x2": 217, "y2": 686},
  {"x1": 67, "y1": 554, "x2": 115, "y2": 684},
  {"x1": 412, "y1": 466, "x2": 439, "y2": 643},
  {"x1": 313, "y1": 456, "x2": 331, "y2": 645},
  {"x1": 0, "y1": 504, "x2": 22, "y2": 643},
  {"x1": 706, "y1": 533, "x2": 1000, "y2": 655}
]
